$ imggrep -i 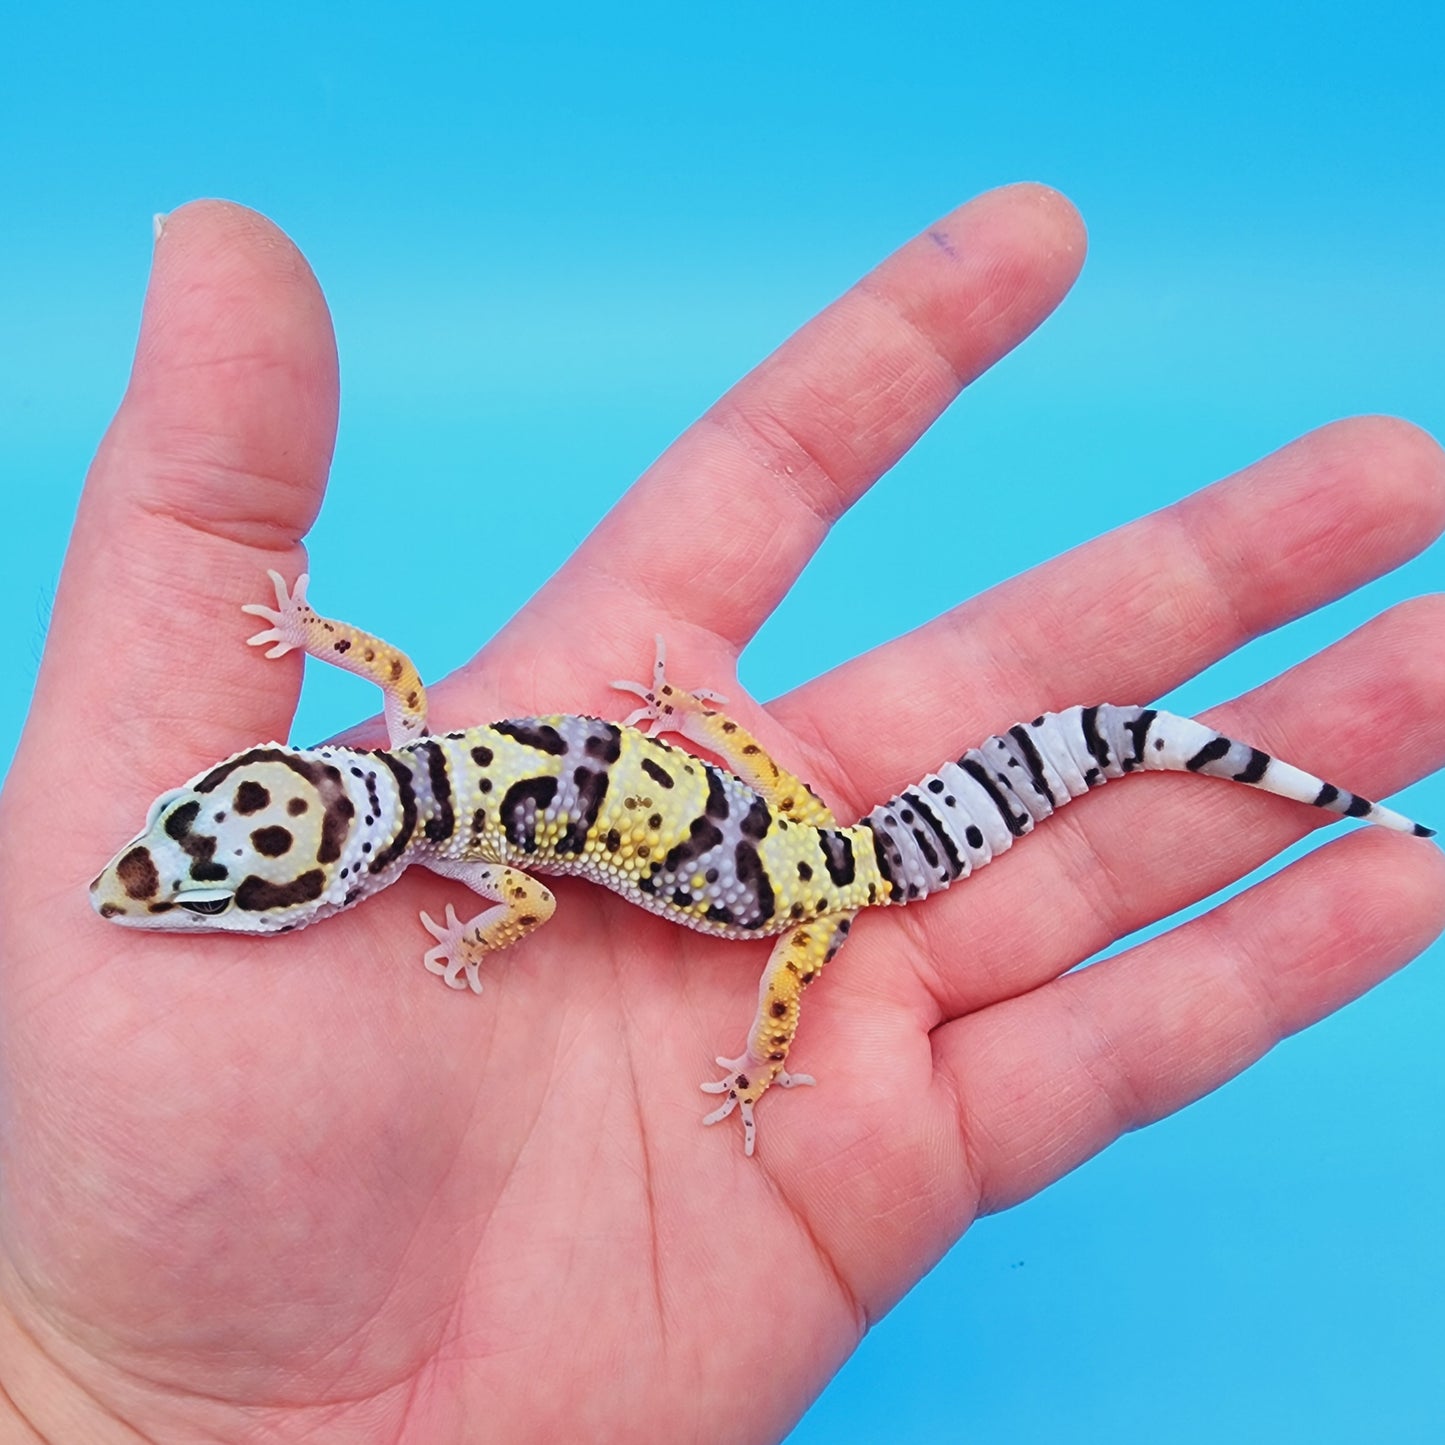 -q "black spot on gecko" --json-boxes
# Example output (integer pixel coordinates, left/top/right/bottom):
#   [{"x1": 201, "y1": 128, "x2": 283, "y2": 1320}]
[
  {"x1": 554, "y1": 762, "x2": 606, "y2": 849},
  {"x1": 903, "y1": 792, "x2": 962, "y2": 878},
  {"x1": 287, "y1": 797, "x2": 308, "y2": 816},
  {"x1": 817, "y1": 830, "x2": 856, "y2": 886},
  {"x1": 417, "y1": 740, "x2": 455, "y2": 842},
  {"x1": 494, "y1": 720, "x2": 568, "y2": 755},
  {"x1": 250, "y1": 826, "x2": 294, "y2": 857},
  {"x1": 965, "y1": 825, "x2": 984, "y2": 849},
  {"x1": 1185, "y1": 736, "x2": 1232, "y2": 772},
  {"x1": 663, "y1": 816, "x2": 724, "y2": 873},
  {"x1": 471, "y1": 745, "x2": 494, "y2": 767},
  {"x1": 500, "y1": 776, "x2": 559, "y2": 852},
  {"x1": 369, "y1": 751, "x2": 417, "y2": 872},
  {"x1": 797, "y1": 861, "x2": 813, "y2": 881},
  {"x1": 117, "y1": 846, "x2": 159, "y2": 900},
  {"x1": 732, "y1": 839, "x2": 775, "y2": 928},
  {"x1": 960, "y1": 759, "x2": 1029, "y2": 837},
  {"x1": 1080, "y1": 706, "x2": 1112, "y2": 772},
  {"x1": 235, "y1": 869, "x2": 325, "y2": 911},
  {"x1": 739, "y1": 796, "x2": 771, "y2": 840},
  {"x1": 319, "y1": 783, "x2": 355, "y2": 864},
  {"x1": 704, "y1": 766, "x2": 730, "y2": 819},
  {"x1": 164, "y1": 802, "x2": 229, "y2": 883},
  {"x1": 641, "y1": 757, "x2": 674, "y2": 789},
  {"x1": 584, "y1": 724, "x2": 623, "y2": 764},
  {"x1": 234, "y1": 781, "x2": 270, "y2": 815},
  {"x1": 1125, "y1": 709, "x2": 1158, "y2": 767},
  {"x1": 1008, "y1": 725, "x2": 1058, "y2": 807},
  {"x1": 1233, "y1": 748, "x2": 1271, "y2": 784},
  {"x1": 863, "y1": 819, "x2": 897, "y2": 897}
]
